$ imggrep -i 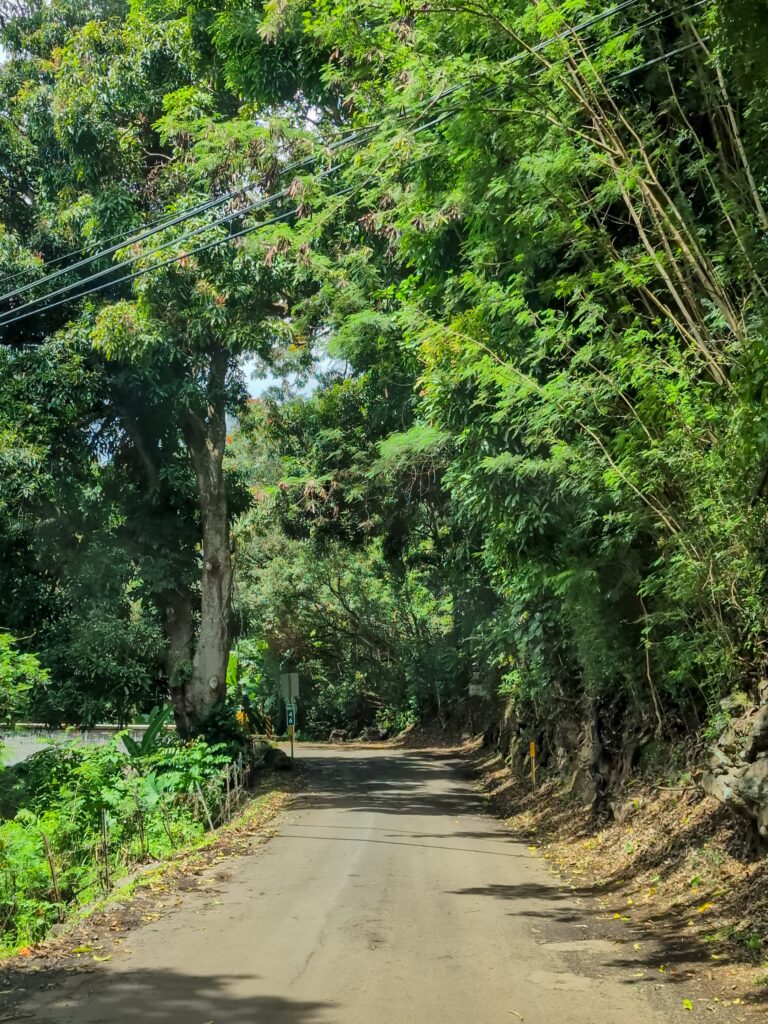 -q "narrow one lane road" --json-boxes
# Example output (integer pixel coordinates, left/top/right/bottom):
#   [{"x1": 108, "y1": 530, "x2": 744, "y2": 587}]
[{"x1": 20, "y1": 747, "x2": 687, "y2": 1024}]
